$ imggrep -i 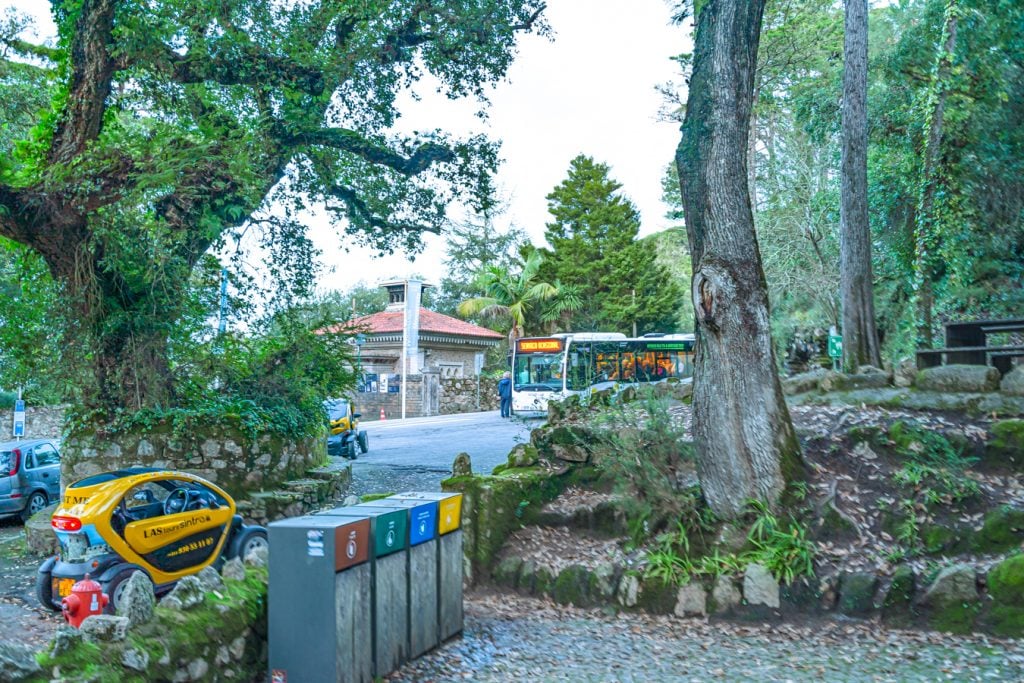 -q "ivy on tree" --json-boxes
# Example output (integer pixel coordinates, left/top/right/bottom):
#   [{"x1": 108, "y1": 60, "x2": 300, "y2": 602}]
[{"x1": 0, "y1": 0, "x2": 547, "y2": 413}]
